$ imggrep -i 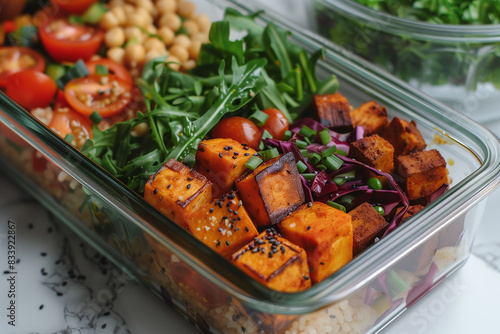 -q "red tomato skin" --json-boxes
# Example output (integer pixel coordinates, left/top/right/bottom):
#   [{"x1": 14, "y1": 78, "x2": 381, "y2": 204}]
[
  {"x1": 86, "y1": 58, "x2": 133, "y2": 86},
  {"x1": 258, "y1": 108, "x2": 289, "y2": 139},
  {"x1": 0, "y1": 47, "x2": 45, "y2": 87},
  {"x1": 64, "y1": 74, "x2": 133, "y2": 117},
  {"x1": 212, "y1": 116, "x2": 261, "y2": 149},
  {"x1": 32, "y1": 150, "x2": 48, "y2": 173},
  {"x1": 39, "y1": 18, "x2": 104, "y2": 63},
  {"x1": 51, "y1": 0, "x2": 98, "y2": 14},
  {"x1": 6, "y1": 70, "x2": 58, "y2": 110},
  {"x1": 49, "y1": 108, "x2": 93, "y2": 140}
]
